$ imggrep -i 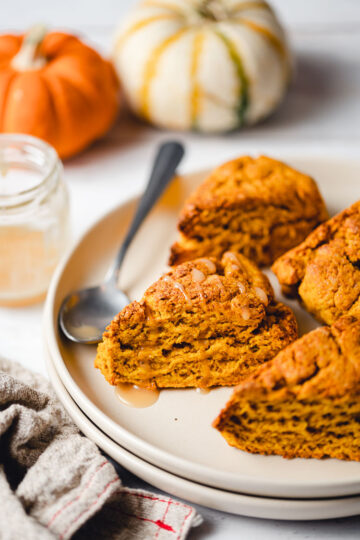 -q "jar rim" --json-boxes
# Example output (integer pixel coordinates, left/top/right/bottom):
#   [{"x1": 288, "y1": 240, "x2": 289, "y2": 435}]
[{"x1": 0, "y1": 133, "x2": 60, "y2": 202}]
